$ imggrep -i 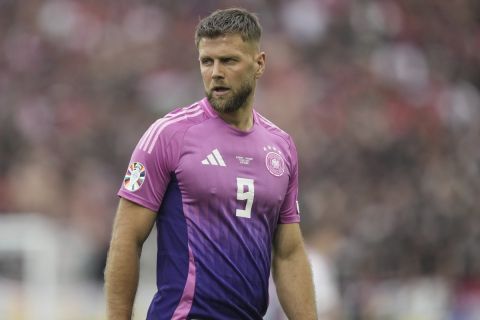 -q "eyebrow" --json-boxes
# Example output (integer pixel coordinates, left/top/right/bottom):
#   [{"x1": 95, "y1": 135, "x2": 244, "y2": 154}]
[{"x1": 199, "y1": 53, "x2": 241, "y2": 60}]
